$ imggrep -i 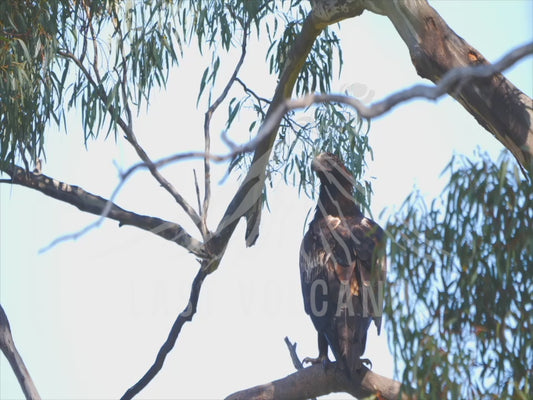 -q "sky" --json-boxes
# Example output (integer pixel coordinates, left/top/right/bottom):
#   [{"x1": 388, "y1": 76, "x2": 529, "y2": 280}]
[{"x1": 1, "y1": 1, "x2": 532, "y2": 399}]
